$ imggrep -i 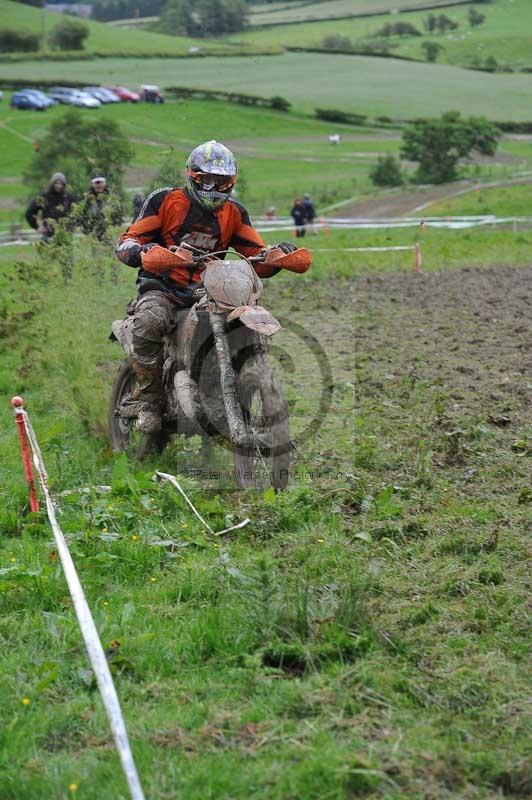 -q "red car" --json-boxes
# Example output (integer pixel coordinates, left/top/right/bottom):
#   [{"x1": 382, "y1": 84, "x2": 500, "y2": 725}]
[{"x1": 107, "y1": 86, "x2": 140, "y2": 103}]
